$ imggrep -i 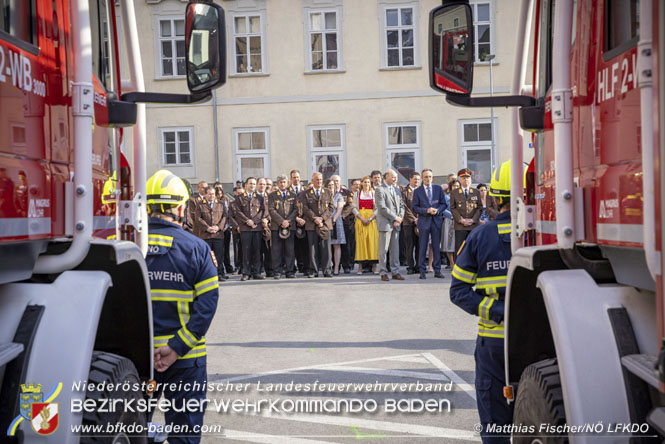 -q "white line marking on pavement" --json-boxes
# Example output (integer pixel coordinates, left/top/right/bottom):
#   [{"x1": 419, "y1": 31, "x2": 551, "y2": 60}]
[
  {"x1": 223, "y1": 429, "x2": 341, "y2": 444},
  {"x1": 209, "y1": 353, "x2": 426, "y2": 384},
  {"x1": 384, "y1": 355, "x2": 431, "y2": 364},
  {"x1": 422, "y1": 352, "x2": 476, "y2": 401},
  {"x1": 249, "y1": 412, "x2": 481, "y2": 441},
  {"x1": 321, "y1": 365, "x2": 449, "y2": 382}
]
